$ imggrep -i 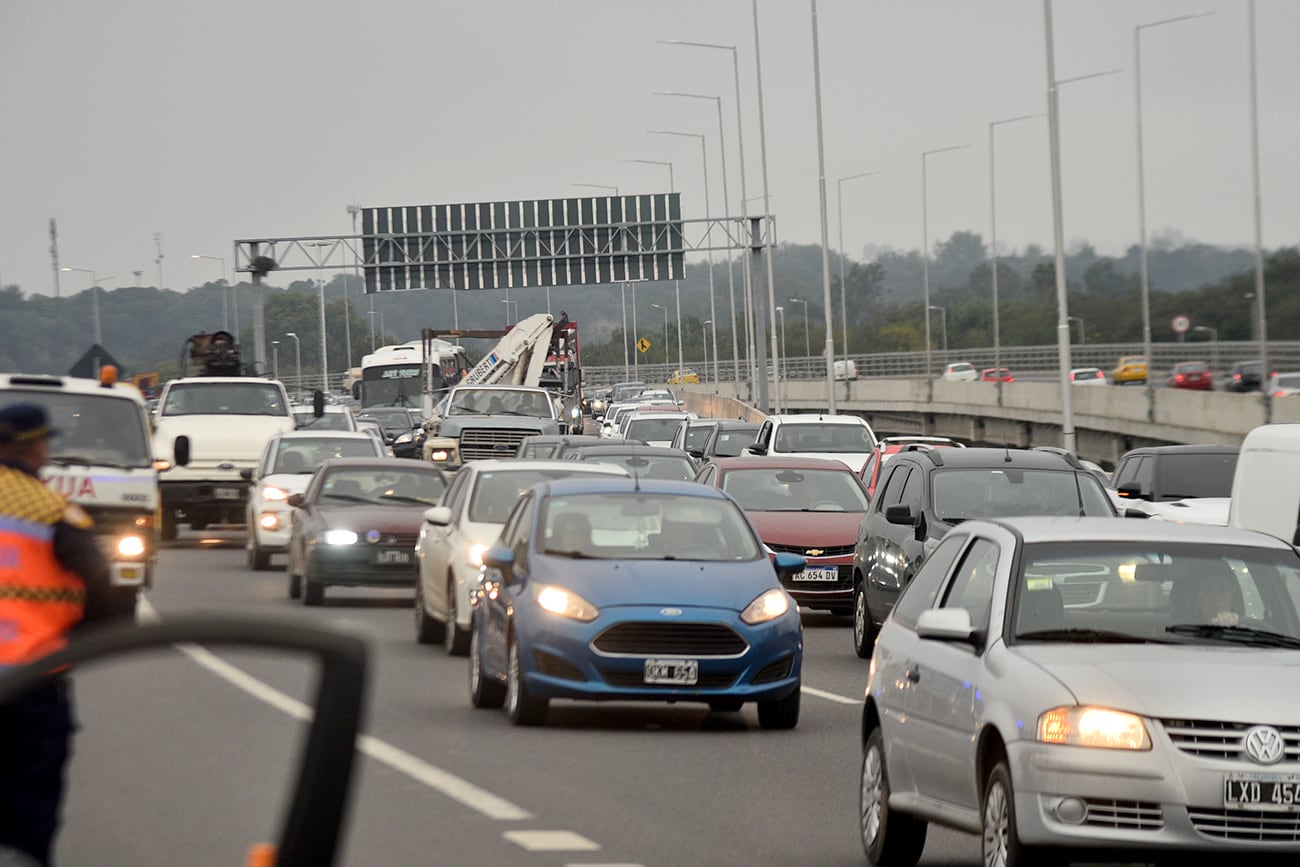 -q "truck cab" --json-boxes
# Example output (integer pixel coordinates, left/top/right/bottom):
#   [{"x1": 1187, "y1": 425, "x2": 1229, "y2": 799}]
[{"x1": 421, "y1": 385, "x2": 561, "y2": 469}]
